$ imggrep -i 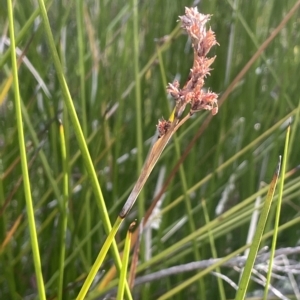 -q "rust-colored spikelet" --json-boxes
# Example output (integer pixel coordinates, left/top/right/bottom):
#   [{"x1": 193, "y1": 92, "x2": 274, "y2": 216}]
[
  {"x1": 156, "y1": 118, "x2": 172, "y2": 138},
  {"x1": 160, "y1": 7, "x2": 219, "y2": 136}
]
